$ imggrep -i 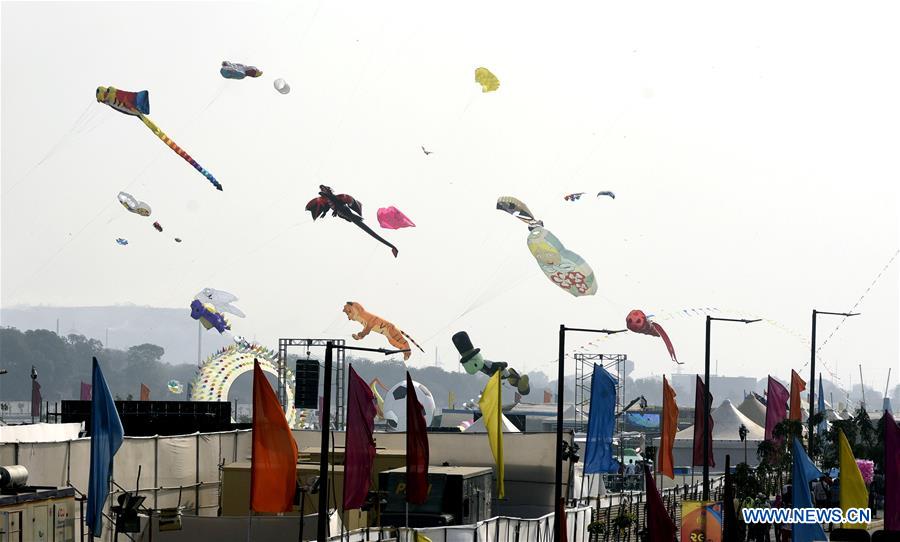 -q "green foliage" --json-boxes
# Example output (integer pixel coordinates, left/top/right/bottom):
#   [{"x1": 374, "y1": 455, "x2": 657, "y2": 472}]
[
  {"x1": 821, "y1": 407, "x2": 880, "y2": 469},
  {"x1": 733, "y1": 462, "x2": 763, "y2": 501}
]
